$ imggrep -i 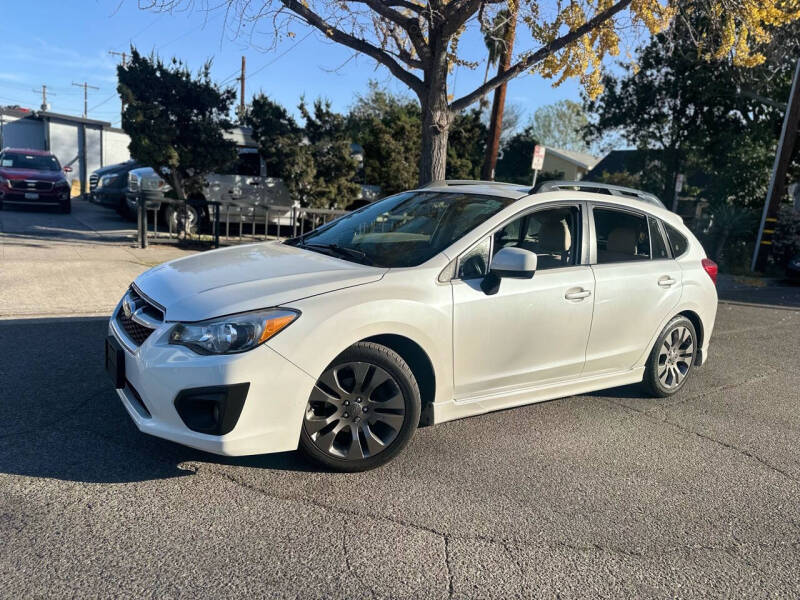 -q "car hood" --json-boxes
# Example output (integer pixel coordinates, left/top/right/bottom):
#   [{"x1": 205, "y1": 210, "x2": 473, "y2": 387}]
[
  {"x1": 134, "y1": 241, "x2": 387, "y2": 322},
  {"x1": 0, "y1": 167, "x2": 65, "y2": 182}
]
